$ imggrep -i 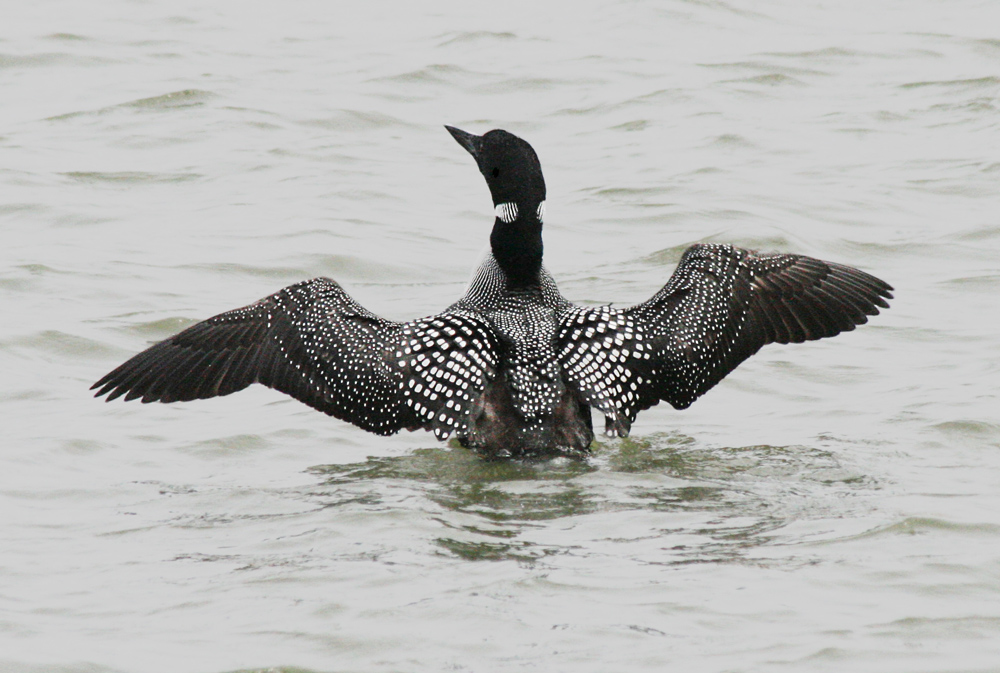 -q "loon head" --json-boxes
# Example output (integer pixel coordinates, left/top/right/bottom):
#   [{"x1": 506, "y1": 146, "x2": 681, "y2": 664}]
[{"x1": 445, "y1": 126, "x2": 546, "y2": 227}]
